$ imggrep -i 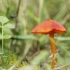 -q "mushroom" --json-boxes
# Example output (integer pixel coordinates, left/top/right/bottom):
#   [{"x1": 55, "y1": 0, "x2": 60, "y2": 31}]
[{"x1": 31, "y1": 19, "x2": 66, "y2": 70}]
